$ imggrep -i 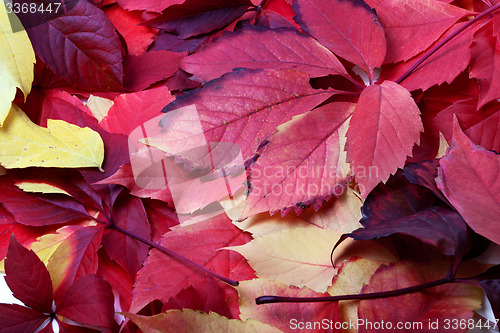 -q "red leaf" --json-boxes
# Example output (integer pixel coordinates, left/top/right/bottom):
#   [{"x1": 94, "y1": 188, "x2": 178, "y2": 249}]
[
  {"x1": 116, "y1": 0, "x2": 184, "y2": 13},
  {"x1": 161, "y1": 69, "x2": 336, "y2": 160},
  {"x1": 102, "y1": 195, "x2": 151, "y2": 278},
  {"x1": 437, "y1": 119, "x2": 500, "y2": 245},
  {"x1": 48, "y1": 226, "x2": 104, "y2": 300},
  {"x1": 346, "y1": 81, "x2": 423, "y2": 197},
  {"x1": 97, "y1": 252, "x2": 134, "y2": 312},
  {"x1": 364, "y1": 0, "x2": 471, "y2": 63},
  {"x1": 100, "y1": 86, "x2": 175, "y2": 135},
  {"x1": 5, "y1": 235, "x2": 53, "y2": 313},
  {"x1": 0, "y1": 304, "x2": 48, "y2": 333},
  {"x1": 124, "y1": 51, "x2": 187, "y2": 91},
  {"x1": 130, "y1": 214, "x2": 255, "y2": 313},
  {"x1": 358, "y1": 260, "x2": 482, "y2": 333},
  {"x1": 106, "y1": 5, "x2": 155, "y2": 56},
  {"x1": 57, "y1": 275, "x2": 114, "y2": 330},
  {"x1": 469, "y1": 22, "x2": 500, "y2": 108},
  {"x1": 0, "y1": 177, "x2": 90, "y2": 226},
  {"x1": 293, "y1": 0, "x2": 386, "y2": 82},
  {"x1": 381, "y1": 22, "x2": 477, "y2": 92},
  {"x1": 23, "y1": 1, "x2": 124, "y2": 91},
  {"x1": 242, "y1": 102, "x2": 354, "y2": 218},
  {"x1": 144, "y1": 0, "x2": 253, "y2": 39},
  {"x1": 180, "y1": 26, "x2": 347, "y2": 82},
  {"x1": 149, "y1": 32, "x2": 208, "y2": 53}
]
